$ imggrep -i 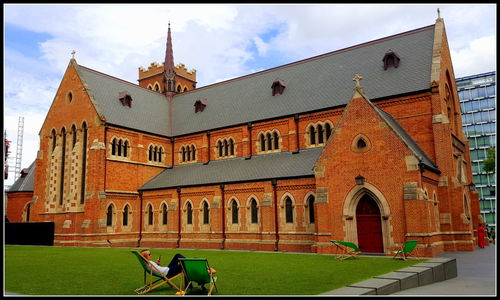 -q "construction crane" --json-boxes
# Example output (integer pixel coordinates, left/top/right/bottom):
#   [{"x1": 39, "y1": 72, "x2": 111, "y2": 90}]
[
  {"x1": 5, "y1": 116, "x2": 24, "y2": 182},
  {"x1": 14, "y1": 116, "x2": 24, "y2": 181}
]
